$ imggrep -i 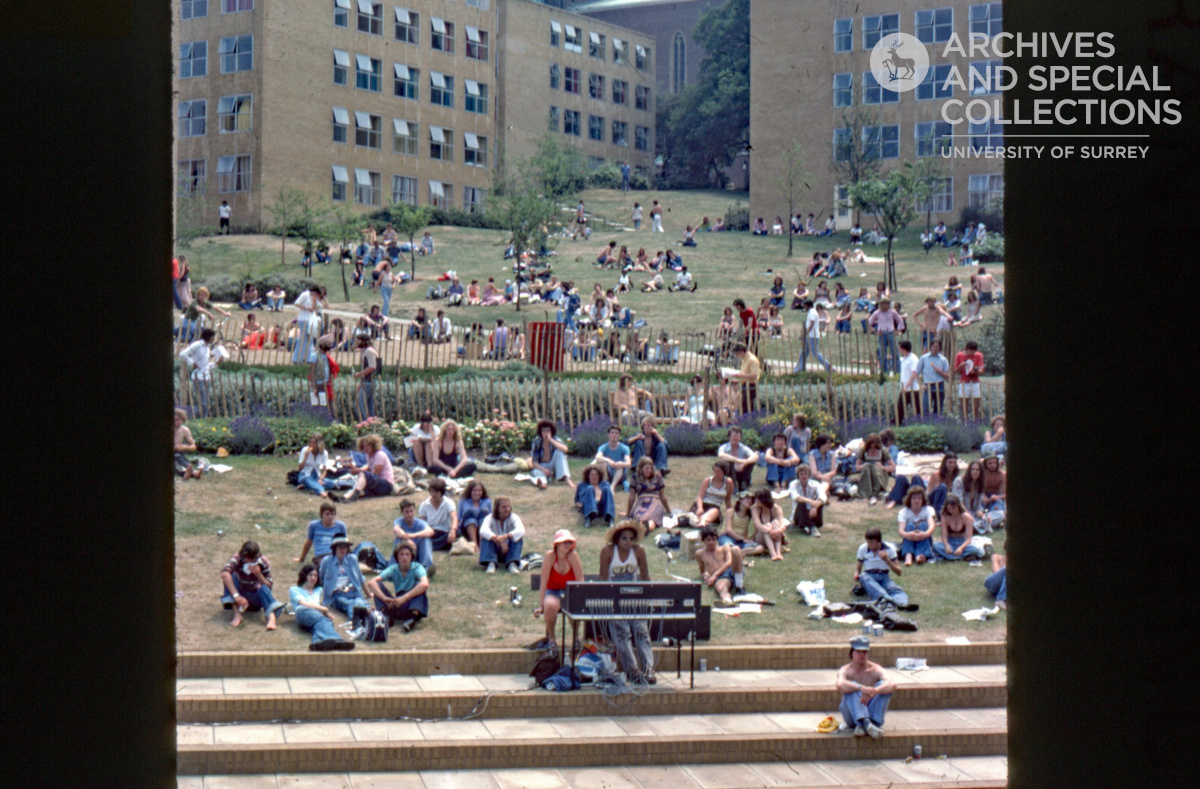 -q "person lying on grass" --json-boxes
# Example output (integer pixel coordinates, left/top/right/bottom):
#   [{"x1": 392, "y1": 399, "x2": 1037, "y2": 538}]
[{"x1": 290, "y1": 563, "x2": 355, "y2": 651}]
